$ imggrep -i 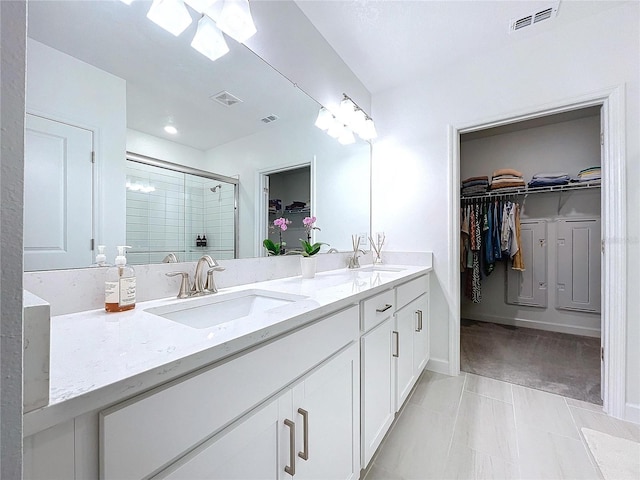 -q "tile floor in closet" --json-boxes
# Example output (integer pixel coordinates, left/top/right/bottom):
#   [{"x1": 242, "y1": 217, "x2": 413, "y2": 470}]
[{"x1": 364, "y1": 371, "x2": 640, "y2": 480}]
